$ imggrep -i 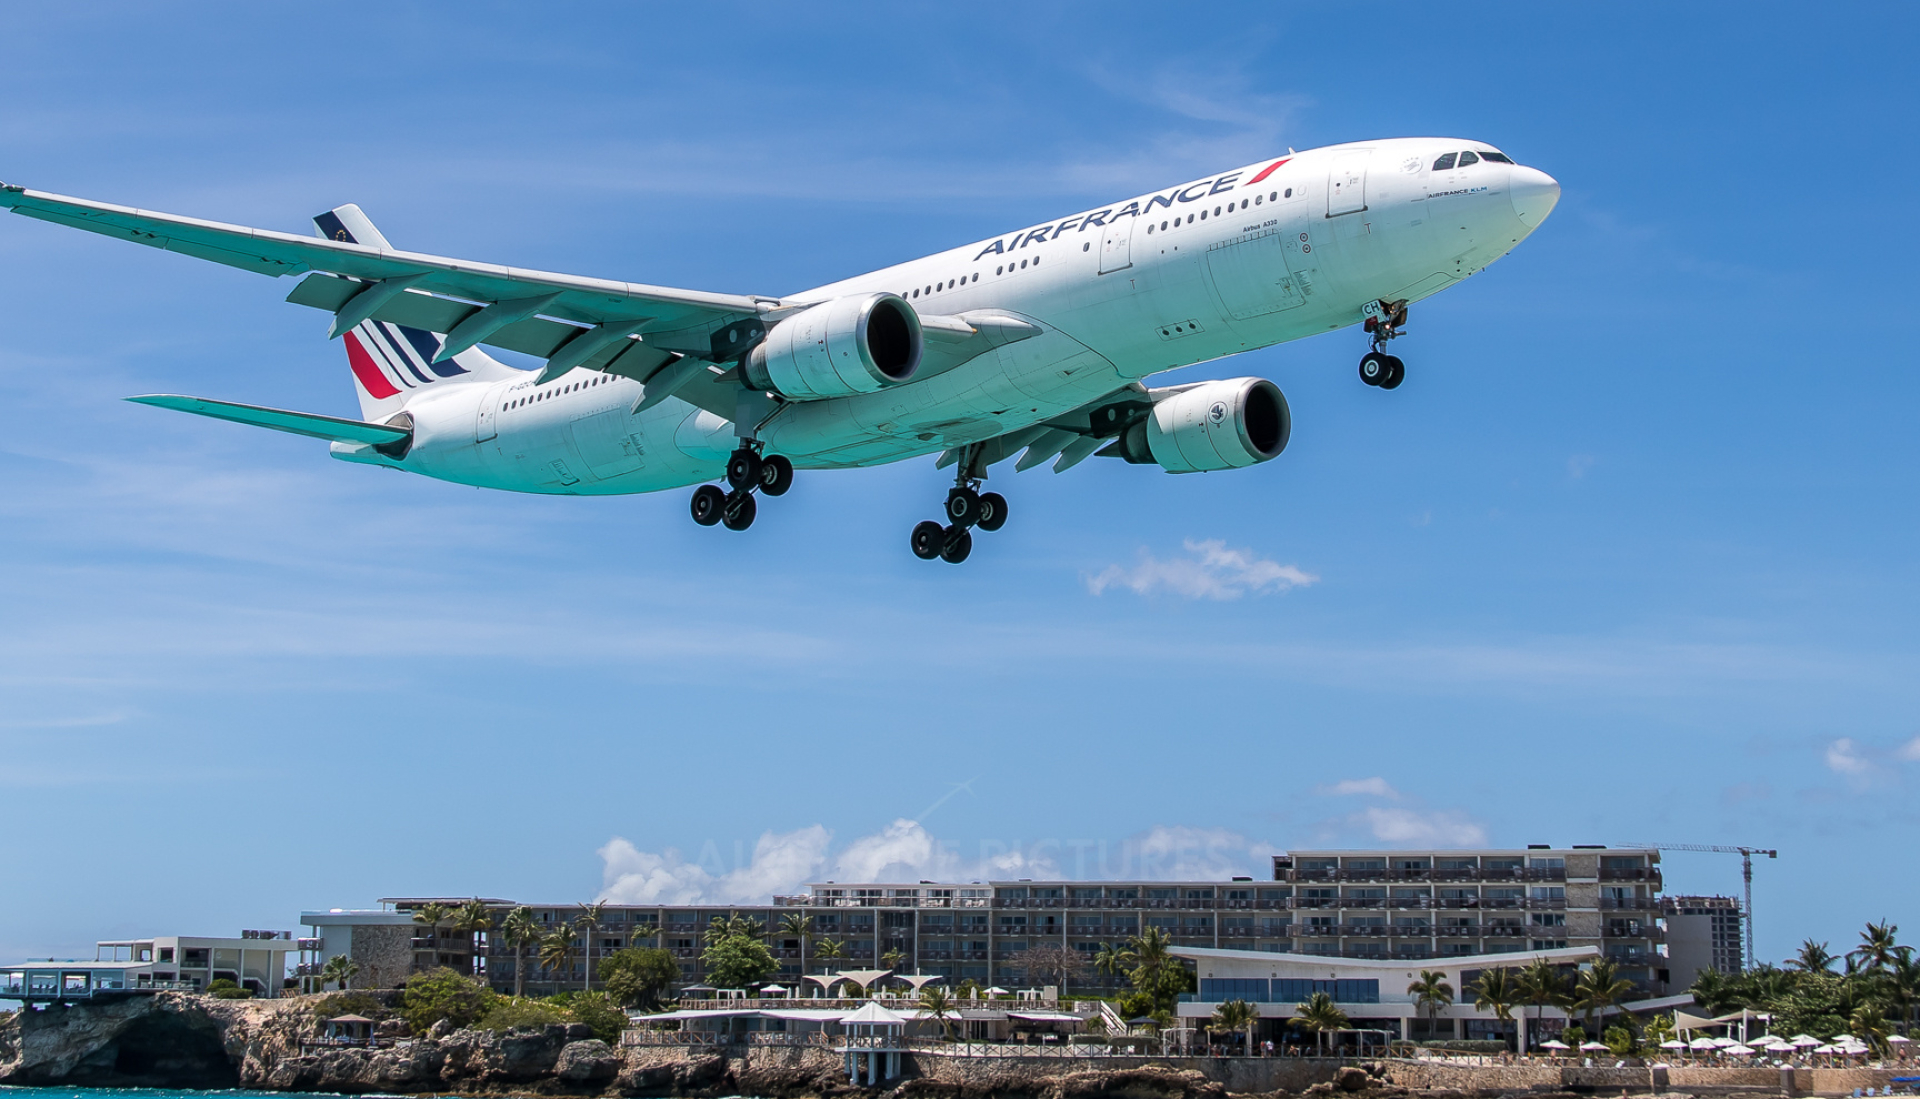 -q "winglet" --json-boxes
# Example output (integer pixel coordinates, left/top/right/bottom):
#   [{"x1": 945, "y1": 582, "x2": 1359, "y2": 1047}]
[{"x1": 0, "y1": 183, "x2": 22, "y2": 193}]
